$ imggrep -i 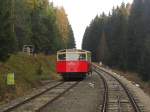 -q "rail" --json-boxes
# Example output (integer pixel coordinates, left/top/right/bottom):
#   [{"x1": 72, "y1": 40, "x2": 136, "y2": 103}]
[
  {"x1": 95, "y1": 69, "x2": 108, "y2": 112},
  {"x1": 93, "y1": 63, "x2": 141, "y2": 112}
]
